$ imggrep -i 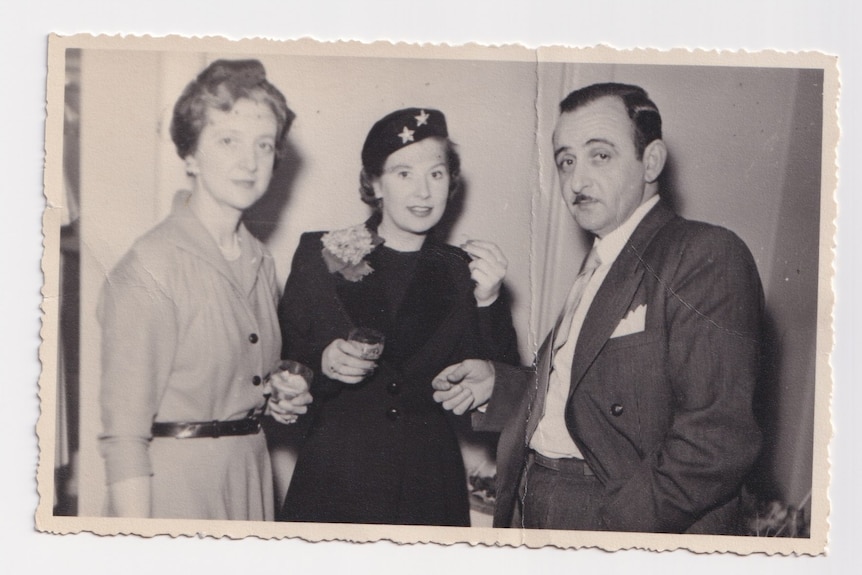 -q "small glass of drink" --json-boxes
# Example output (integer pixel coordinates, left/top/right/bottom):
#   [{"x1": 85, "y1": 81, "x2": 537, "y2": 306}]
[
  {"x1": 269, "y1": 359, "x2": 314, "y2": 402},
  {"x1": 348, "y1": 327, "x2": 385, "y2": 361}
]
